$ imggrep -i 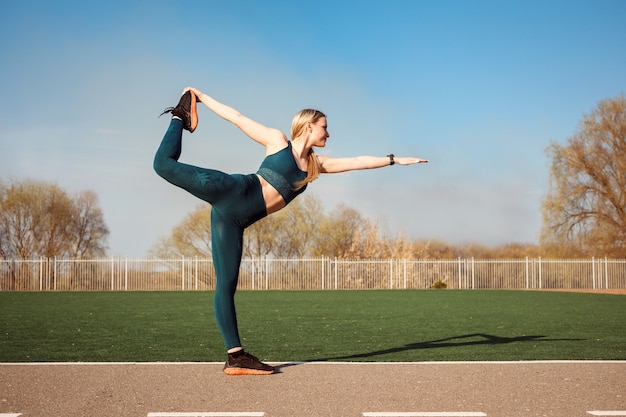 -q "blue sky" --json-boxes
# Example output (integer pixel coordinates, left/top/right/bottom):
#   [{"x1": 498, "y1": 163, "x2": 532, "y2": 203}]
[{"x1": 1, "y1": 0, "x2": 625, "y2": 257}]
